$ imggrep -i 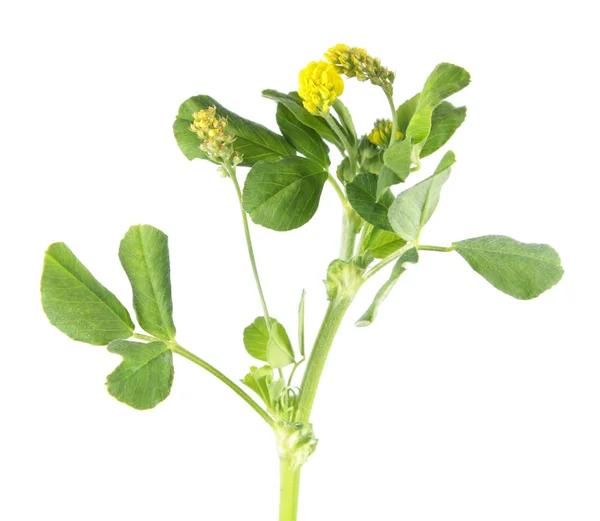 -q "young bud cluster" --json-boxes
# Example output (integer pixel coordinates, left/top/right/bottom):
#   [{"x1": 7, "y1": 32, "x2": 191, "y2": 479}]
[
  {"x1": 189, "y1": 106, "x2": 242, "y2": 167},
  {"x1": 298, "y1": 61, "x2": 345, "y2": 115},
  {"x1": 325, "y1": 44, "x2": 395, "y2": 92},
  {"x1": 368, "y1": 119, "x2": 404, "y2": 147}
]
